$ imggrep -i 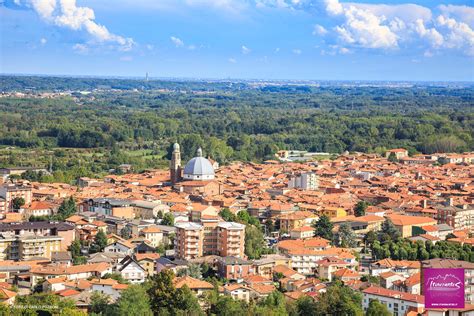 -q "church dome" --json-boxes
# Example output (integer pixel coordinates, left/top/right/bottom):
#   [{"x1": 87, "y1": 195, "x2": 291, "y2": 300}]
[{"x1": 183, "y1": 148, "x2": 215, "y2": 181}]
